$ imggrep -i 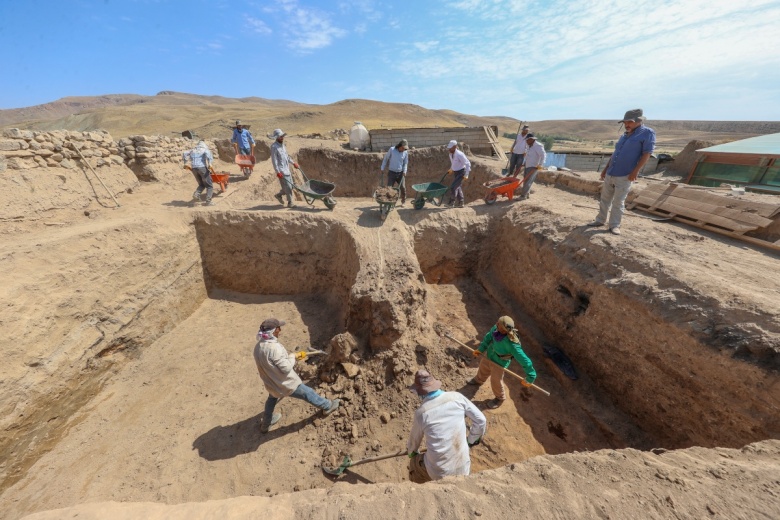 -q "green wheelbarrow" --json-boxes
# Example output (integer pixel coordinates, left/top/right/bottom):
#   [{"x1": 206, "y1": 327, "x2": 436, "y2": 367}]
[
  {"x1": 411, "y1": 172, "x2": 450, "y2": 210},
  {"x1": 285, "y1": 167, "x2": 337, "y2": 210}
]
